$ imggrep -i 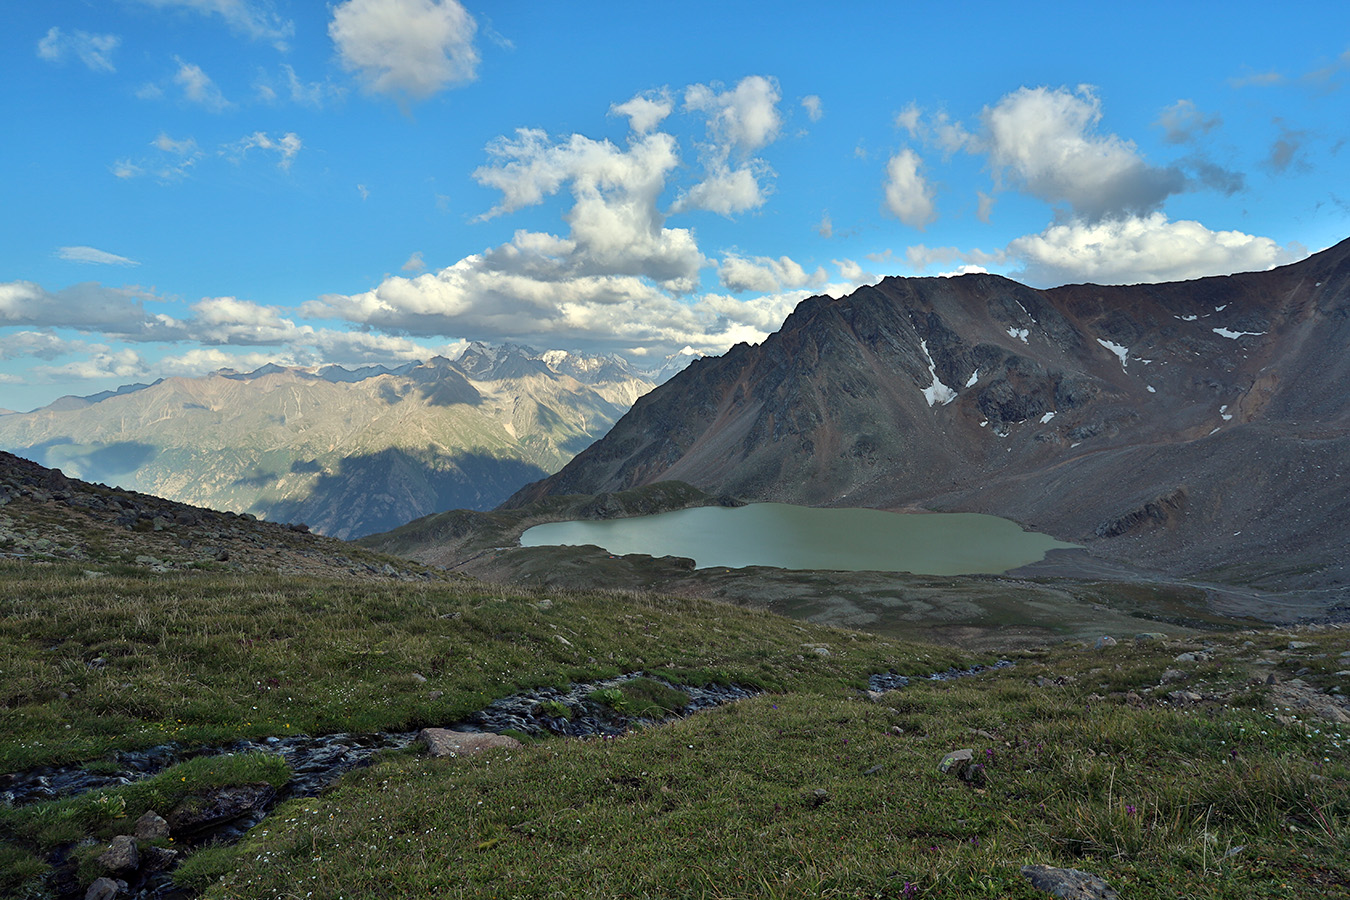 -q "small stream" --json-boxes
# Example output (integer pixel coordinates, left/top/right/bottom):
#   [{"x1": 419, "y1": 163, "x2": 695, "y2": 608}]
[{"x1": 3, "y1": 663, "x2": 1008, "y2": 899}]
